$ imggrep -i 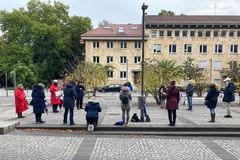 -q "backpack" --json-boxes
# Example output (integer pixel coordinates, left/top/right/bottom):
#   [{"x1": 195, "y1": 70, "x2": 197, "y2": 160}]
[
  {"x1": 121, "y1": 94, "x2": 129, "y2": 104},
  {"x1": 131, "y1": 113, "x2": 139, "y2": 122}
]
